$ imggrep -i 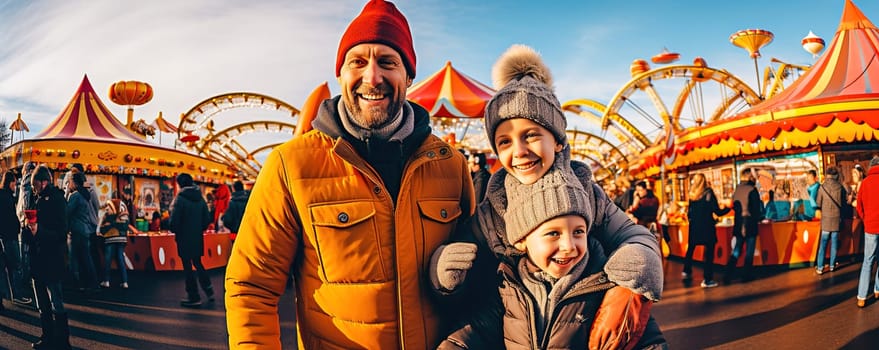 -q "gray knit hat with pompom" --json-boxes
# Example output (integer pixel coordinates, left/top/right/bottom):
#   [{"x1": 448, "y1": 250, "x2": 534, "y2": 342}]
[
  {"x1": 503, "y1": 147, "x2": 592, "y2": 245},
  {"x1": 484, "y1": 44, "x2": 567, "y2": 154}
]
